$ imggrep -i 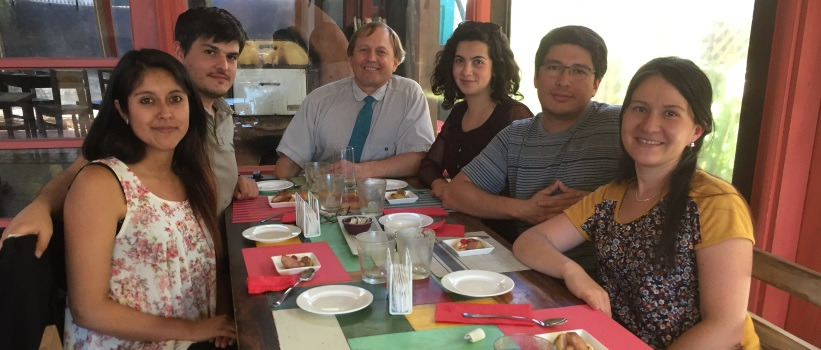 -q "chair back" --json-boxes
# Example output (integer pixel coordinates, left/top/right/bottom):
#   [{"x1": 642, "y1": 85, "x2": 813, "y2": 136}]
[
  {"x1": 97, "y1": 69, "x2": 112, "y2": 98},
  {"x1": 751, "y1": 247, "x2": 821, "y2": 349},
  {"x1": 49, "y1": 69, "x2": 92, "y2": 108}
]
